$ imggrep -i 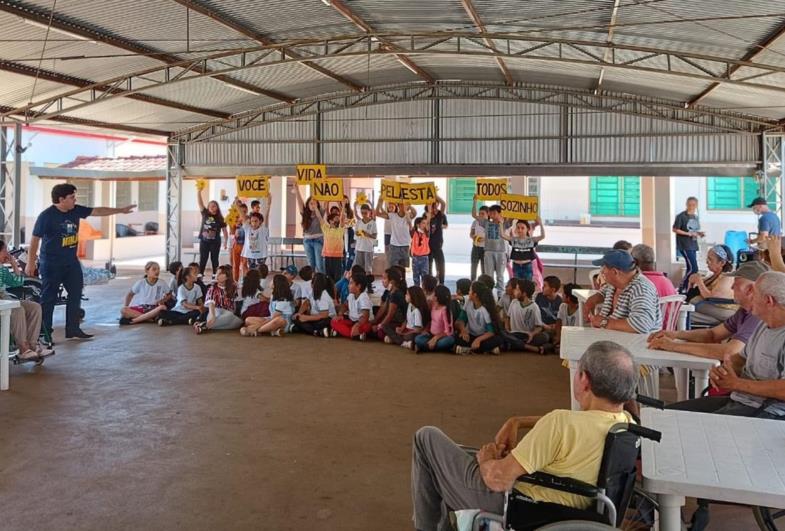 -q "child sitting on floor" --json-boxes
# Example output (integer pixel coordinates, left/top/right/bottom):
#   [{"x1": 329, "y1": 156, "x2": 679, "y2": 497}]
[
  {"x1": 241, "y1": 274, "x2": 294, "y2": 337},
  {"x1": 331, "y1": 273, "x2": 373, "y2": 340},
  {"x1": 188, "y1": 261, "x2": 207, "y2": 295},
  {"x1": 166, "y1": 261, "x2": 183, "y2": 307},
  {"x1": 450, "y1": 278, "x2": 471, "y2": 326},
  {"x1": 373, "y1": 267, "x2": 407, "y2": 341},
  {"x1": 292, "y1": 272, "x2": 336, "y2": 337},
  {"x1": 158, "y1": 265, "x2": 203, "y2": 326},
  {"x1": 238, "y1": 269, "x2": 266, "y2": 320},
  {"x1": 553, "y1": 282, "x2": 580, "y2": 349},
  {"x1": 120, "y1": 261, "x2": 171, "y2": 325},
  {"x1": 194, "y1": 265, "x2": 242, "y2": 333},
  {"x1": 421, "y1": 274, "x2": 438, "y2": 309},
  {"x1": 336, "y1": 265, "x2": 365, "y2": 305},
  {"x1": 383, "y1": 285, "x2": 430, "y2": 349},
  {"x1": 414, "y1": 284, "x2": 455, "y2": 354},
  {"x1": 504, "y1": 278, "x2": 553, "y2": 355},
  {"x1": 454, "y1": 281, "x2": 504, "y2": 355},
  {"x1": 535, "y1": 275, "x2": 563, "y2": 326}
]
